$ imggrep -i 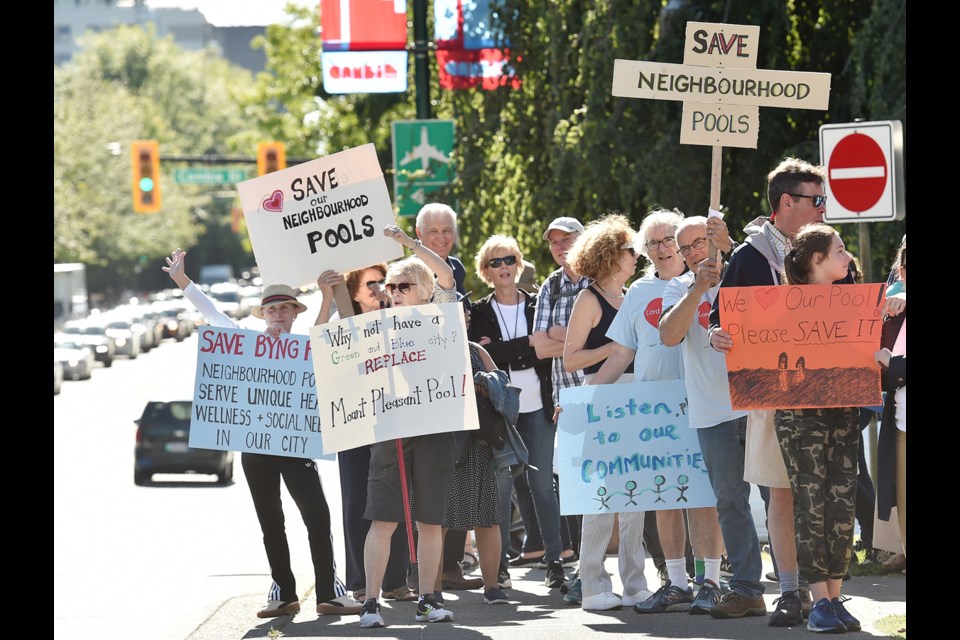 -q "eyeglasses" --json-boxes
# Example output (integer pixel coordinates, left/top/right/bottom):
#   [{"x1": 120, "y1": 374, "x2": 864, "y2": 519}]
[
  {"x1": 384, "y1": 282, "x2": 415, "y2": 294},
  {"x1": 788, "y1": 193, "x2": 828, "y2": 207},
  {"x1": 678, "y1": 237, "x2": 707, "y2": 257},
  {"x1": 364, "y1": 279, "x2": 385, "y2": 288},
  {"x1": 645, "y1": 236, "x2": 676, "y2": 250},
  {"x1": 621, "y1": 244, "x2": 638, "y2": 257},
  {"x1": 487, "y1": 255, "x2": 518, "y2": 268}
]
